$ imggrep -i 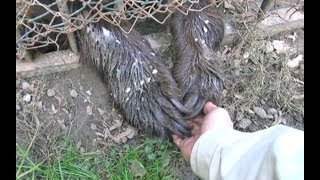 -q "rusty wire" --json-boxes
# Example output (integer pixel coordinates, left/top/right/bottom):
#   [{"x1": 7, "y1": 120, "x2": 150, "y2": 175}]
[{"x1": 16, "y1": 0, "x2": 224, "y2": 59}]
